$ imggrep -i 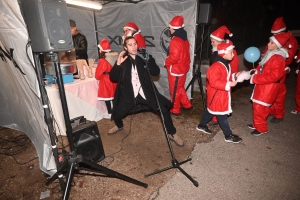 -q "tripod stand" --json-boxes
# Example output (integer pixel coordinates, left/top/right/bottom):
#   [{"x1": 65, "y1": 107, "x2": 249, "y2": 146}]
[
  {"x1": 44, "y1": 52, "x2": 147, "y2": 200},
  {"x1": 137, "y1": 52, "x2": 198, "y2": 187},
  {"x1": 185, "y1": 23, "x2": 207, "y2": 110}
]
